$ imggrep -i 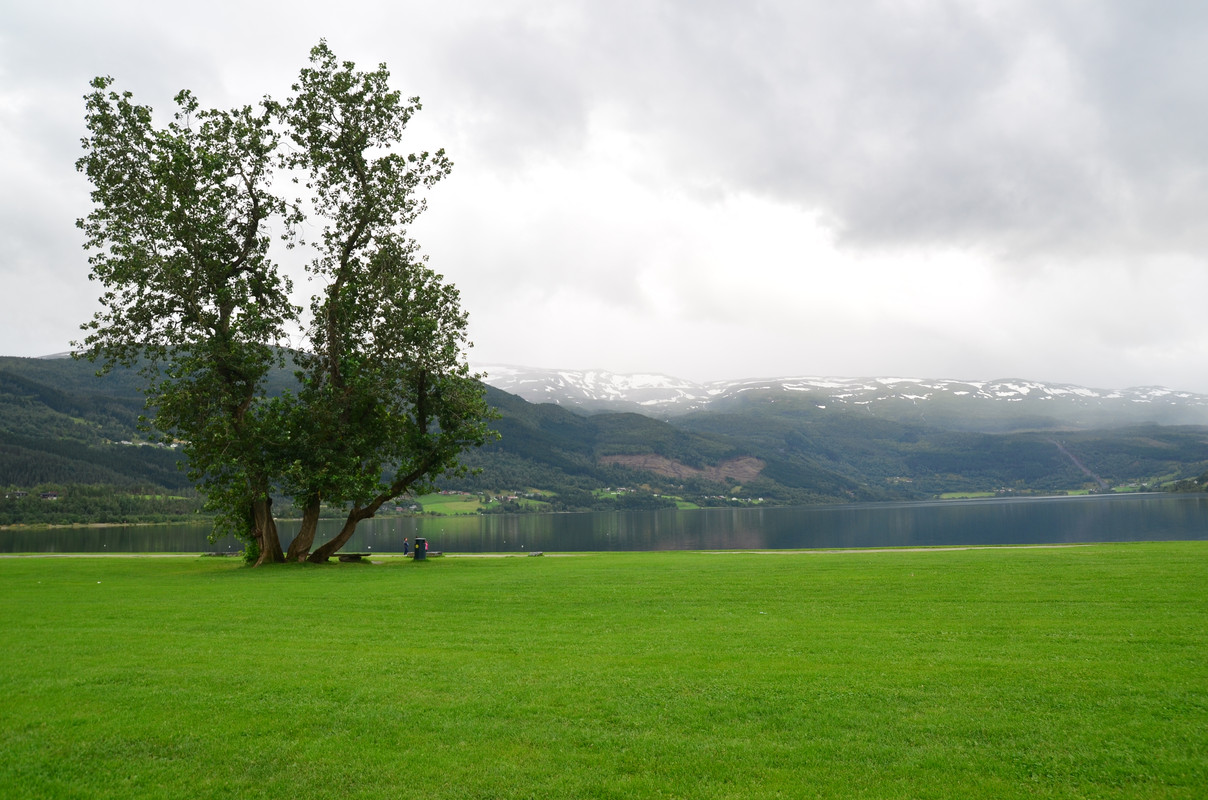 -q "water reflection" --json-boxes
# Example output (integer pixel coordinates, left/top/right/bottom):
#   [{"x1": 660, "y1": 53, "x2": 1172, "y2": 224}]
[{"x1": 3, "y1": 494, "x2": 1207, "y2": 554}]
